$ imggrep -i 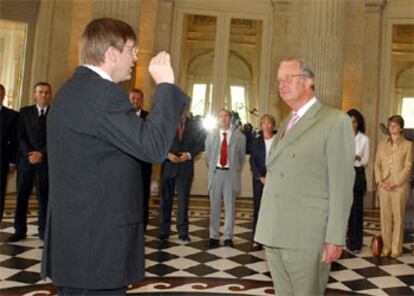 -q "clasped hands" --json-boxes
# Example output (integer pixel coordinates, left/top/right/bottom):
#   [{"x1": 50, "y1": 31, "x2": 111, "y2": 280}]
[
  {"x1": 168, "y1": 152, "x2": 190, "y2": 164},
  {"x1": 378, "y1": 181, "x2": 398, "y2": 191},
  {"x1": 28, "y1": 151, "x2": 43, "y2": 164}
]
